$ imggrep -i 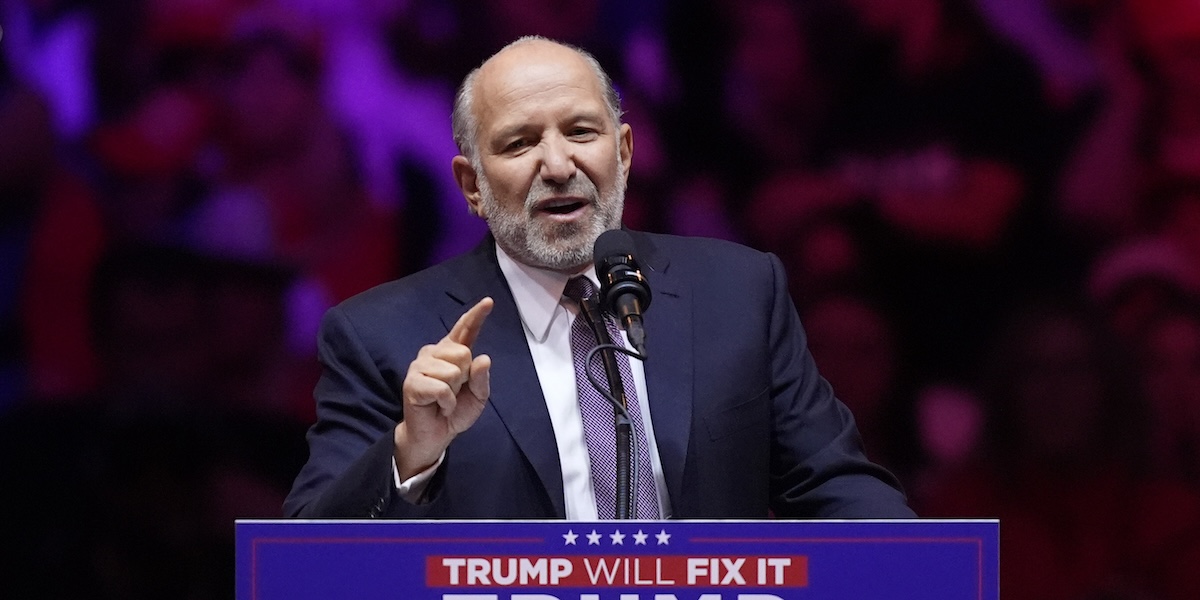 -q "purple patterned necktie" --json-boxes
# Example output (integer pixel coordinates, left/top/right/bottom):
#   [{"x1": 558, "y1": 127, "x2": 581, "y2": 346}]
[{"x1": 563, "y1": 276, "x2": 660, "y2": 519}]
